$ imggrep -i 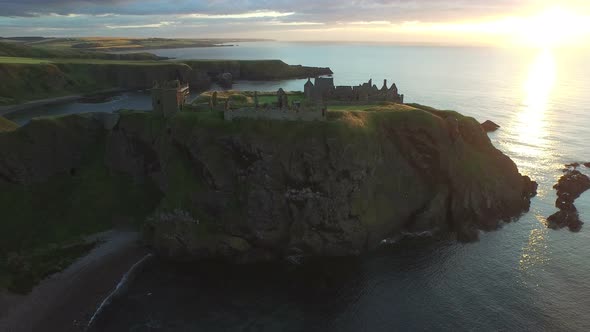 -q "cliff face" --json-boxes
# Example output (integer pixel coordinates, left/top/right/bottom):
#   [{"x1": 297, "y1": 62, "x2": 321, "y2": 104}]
[
  {"x1": 0, "y1": 60, "x2": 332, "y2": 105},
  {"x1": 0, "y1": 62, "x2": 197, "y2": 104},
  {"x1": 0, "y1": 107, "x2": 537, "y2": 263}
]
